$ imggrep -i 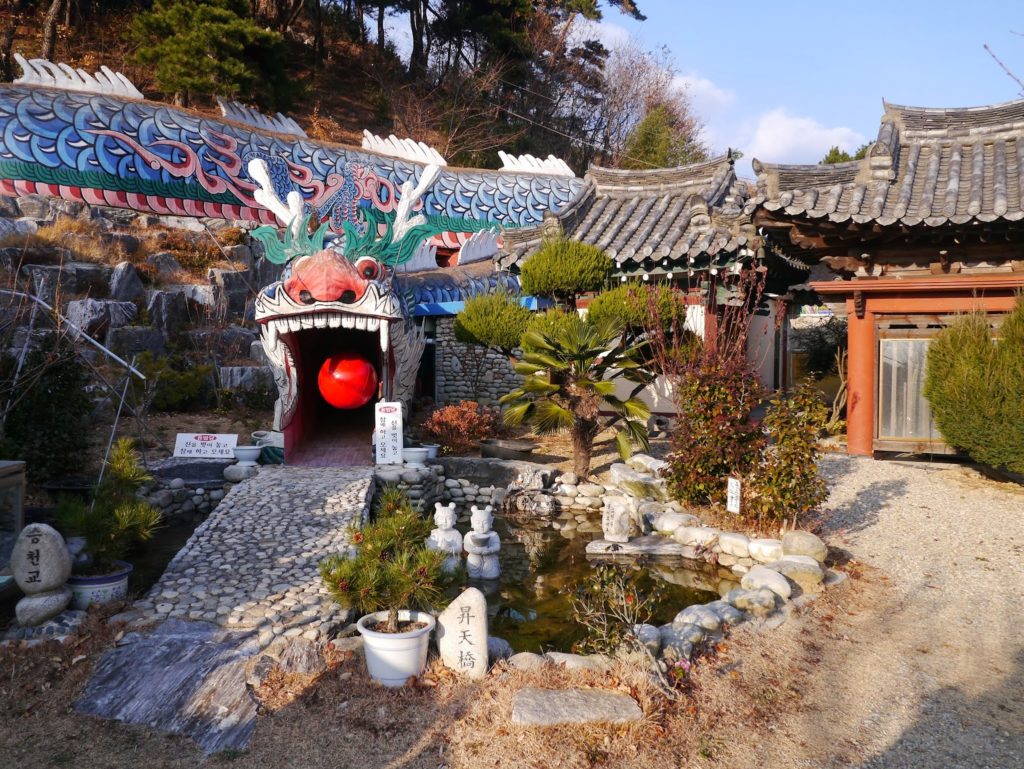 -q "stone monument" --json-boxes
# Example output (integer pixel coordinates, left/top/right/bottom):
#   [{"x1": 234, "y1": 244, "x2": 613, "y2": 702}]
[
  {"x1": 436, "y1": 586, "x2": 488, "y2": 679},
  {"x1": 425, "y1": 502, "x2": 463, "y2": 573},
  {"x1": 601, "y1": 496, "x2": 639, "y2": 543},
  {"x1": 464, "y1": 505, "x2": 500, "y2": 580},
  {"x1": 11, "y1": 523, "x2": 72, "y2": 626}
]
